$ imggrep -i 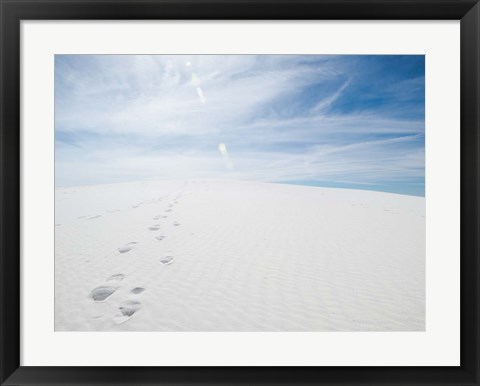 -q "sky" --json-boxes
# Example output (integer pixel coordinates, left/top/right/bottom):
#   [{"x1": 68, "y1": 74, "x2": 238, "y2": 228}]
[{"x1": 55, "y1": 55, "x2": 425, "y2": 196}]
